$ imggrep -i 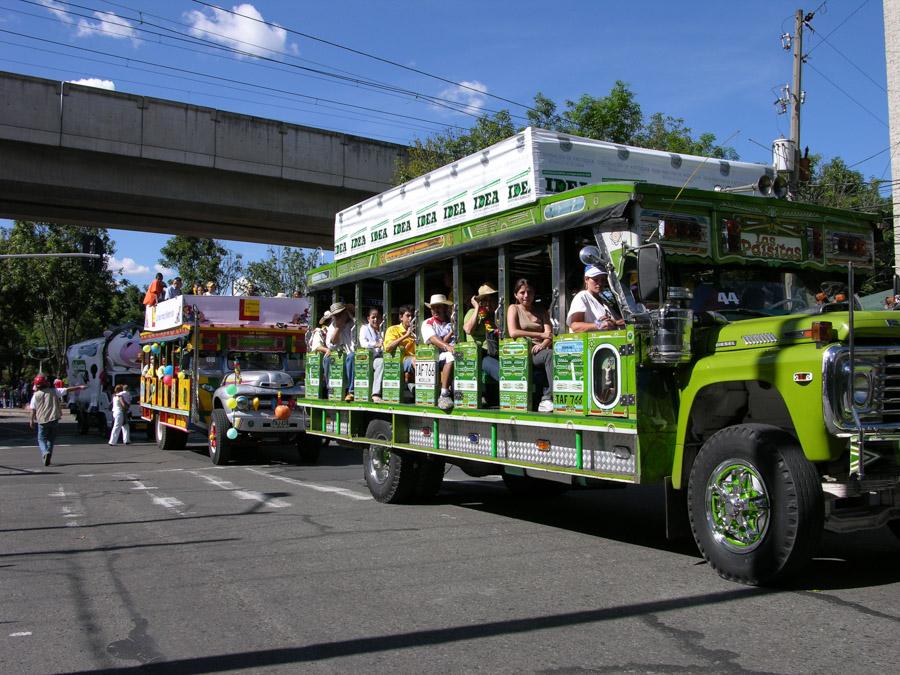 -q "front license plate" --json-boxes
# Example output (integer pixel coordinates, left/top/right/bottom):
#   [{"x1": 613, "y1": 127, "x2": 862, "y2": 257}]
[{"x1": 270, "y1": 420, "x2": 290, "y2": 428}]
